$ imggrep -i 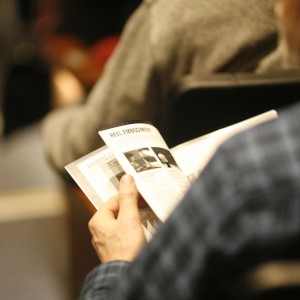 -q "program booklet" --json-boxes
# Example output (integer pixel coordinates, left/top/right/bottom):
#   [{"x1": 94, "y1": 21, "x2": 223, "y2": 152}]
[{"x1": 65, "y1": 110, "x2": 277, "y2": 239}]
